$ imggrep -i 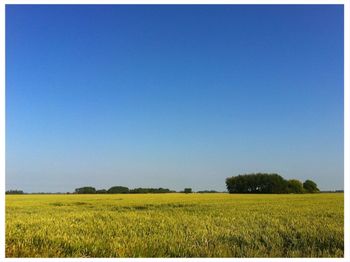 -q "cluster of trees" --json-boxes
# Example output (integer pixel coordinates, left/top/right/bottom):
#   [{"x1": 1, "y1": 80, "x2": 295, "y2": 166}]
[
  {"x1": 6, "y1": 187, "x2": 217, "y2": 195},
  {"x1": 6, "y1": 176, "x2": 322, "y2": 195},
  {"x1": 74, "y1": 186, "x2": 177, "y2": 194},
  {"x1": 226, "y1": 173, "x2": 319, "y2": 194},
  {"x1": 5, "y1": 190, "x2": 24, "y2": 195},
  {"x1": 197, "y1": 190, "x2": 218, "y2": 193}
]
